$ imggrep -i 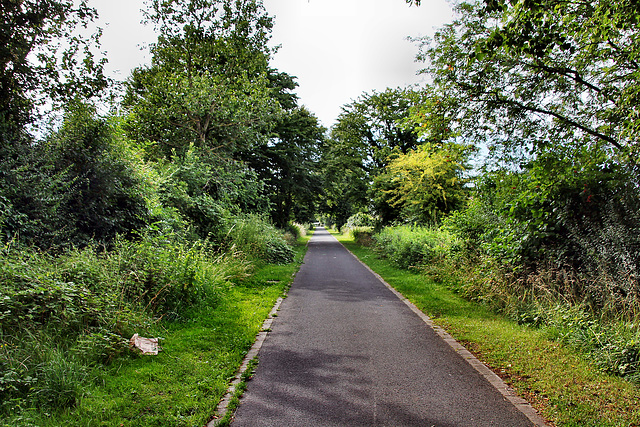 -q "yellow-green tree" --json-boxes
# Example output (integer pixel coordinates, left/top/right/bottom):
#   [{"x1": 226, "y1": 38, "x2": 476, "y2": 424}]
[{"x1": 375, "y1": 142, "x2": 471, "y2": 224}]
